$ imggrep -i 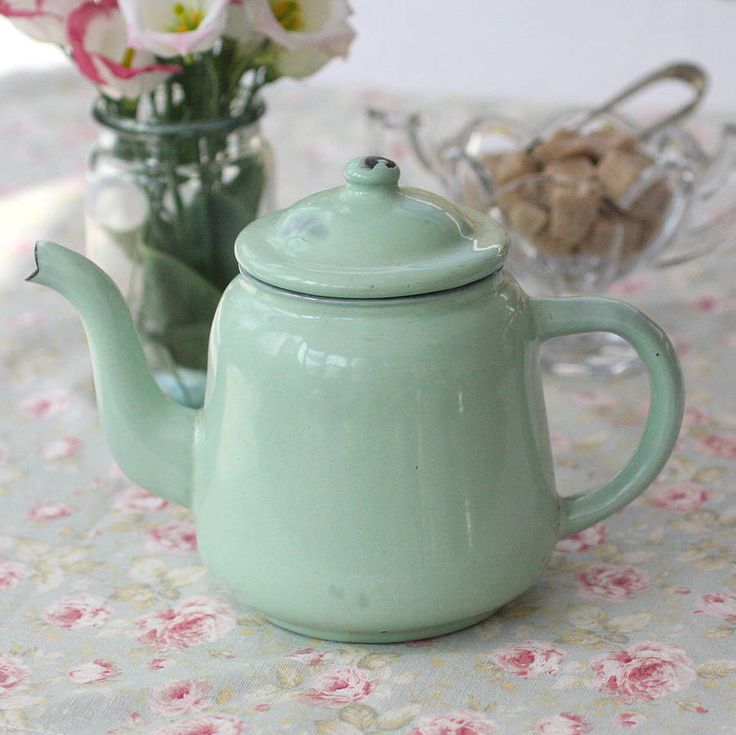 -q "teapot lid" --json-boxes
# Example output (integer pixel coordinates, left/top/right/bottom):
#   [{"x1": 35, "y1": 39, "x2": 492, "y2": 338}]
[{"x1": 235, "y1": 156, "x2": 509, "y2": 298}]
